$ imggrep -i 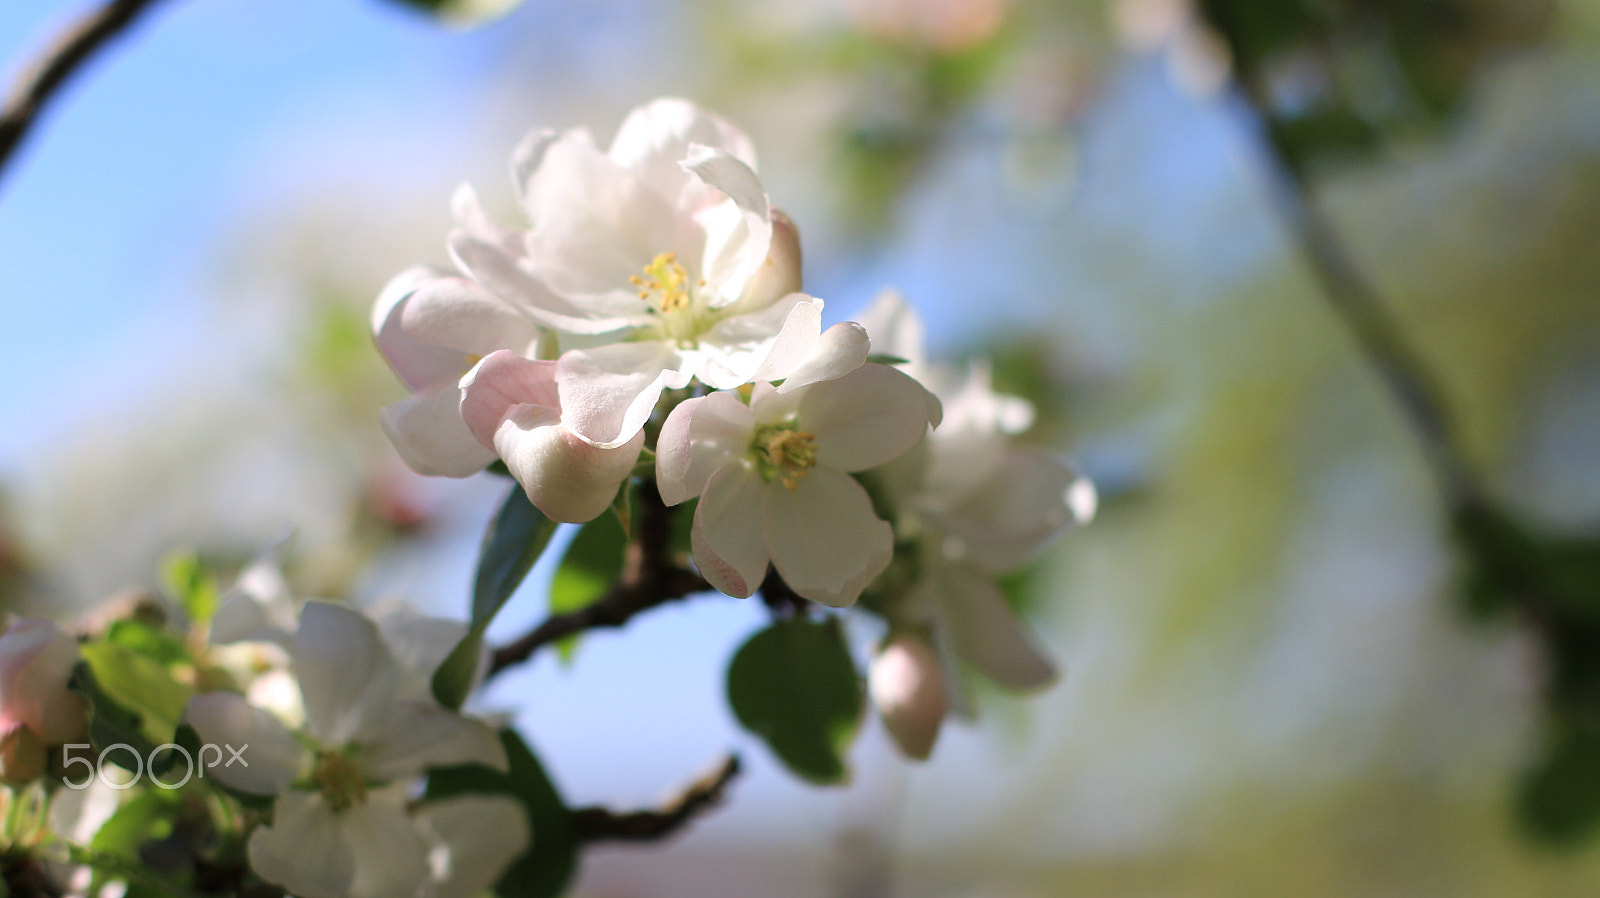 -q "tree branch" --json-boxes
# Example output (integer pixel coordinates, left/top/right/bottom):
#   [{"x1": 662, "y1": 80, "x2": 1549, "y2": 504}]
[
  {"x1": 486, "y1": 483, "x2": 707, "y2": 677},
  {"x1": 0, "y1": 0, "x2": 172, "y2": 189},
  {"x1": 1230, "y1": 81, "x2": 1485, "y2": 513},
  {"x1": 570, "y1": 753, "x2": 741, "y2": 845}
]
